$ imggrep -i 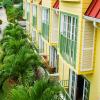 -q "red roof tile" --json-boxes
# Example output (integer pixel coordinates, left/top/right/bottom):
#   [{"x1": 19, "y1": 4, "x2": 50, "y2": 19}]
[
  {"x1": 85, "y1": 0, "x2": 100, "y2": 19},
  {"x1": 53, "y1": 0, "x2": 59, "y2": 9}
]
